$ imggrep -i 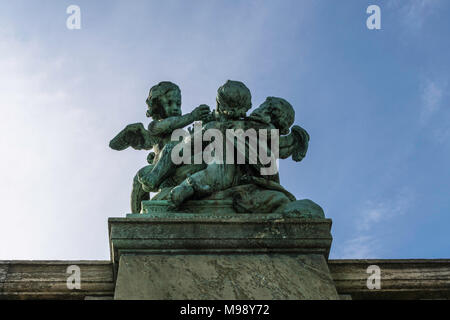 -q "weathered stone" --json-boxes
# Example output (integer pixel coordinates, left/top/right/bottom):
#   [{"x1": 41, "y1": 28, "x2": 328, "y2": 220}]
[
  {"x1": 140, "y1": 200, "x2": 235, "y2": 215},
  {"x1": 0, "y1": 261, "x2": 114, "y2": 300},
  {"x1": 328, "y1": 259, "x2": 450, "y2": 300},
  {"x1": 109, "y1": 215, "x2": 333, "y2": 267},
  {"x1": 2, "y1": 259, "x2": 450, "y2": 299},
  {"x1": 278, "y1": 199, "x2": 325, "y2": 218},
  {"x1": 114, "y1": 254, "x2": 339, "y2": 300},
  {"x1": 109, "y1": 214, "x2": 336, "y2": 299}
]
